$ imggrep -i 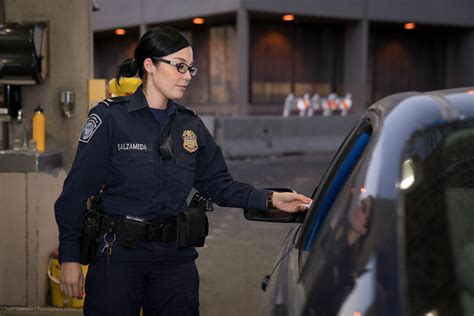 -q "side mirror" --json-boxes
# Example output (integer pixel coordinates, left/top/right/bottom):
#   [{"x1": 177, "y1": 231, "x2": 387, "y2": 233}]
[{"x1": 244, "y1": 188, "x2": 306, "y2": 223}]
